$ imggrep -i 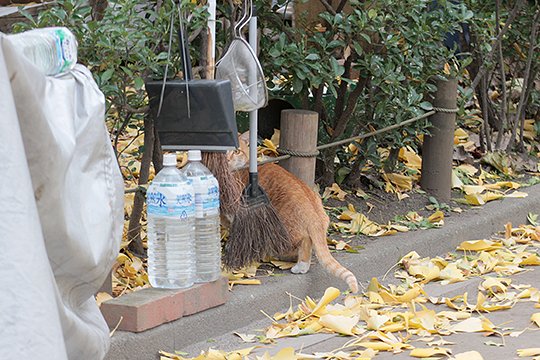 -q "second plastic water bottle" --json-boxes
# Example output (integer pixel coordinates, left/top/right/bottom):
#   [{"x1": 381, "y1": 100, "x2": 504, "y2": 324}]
[
  {"x1": 7, "y1": 27, "x2": 78, "y2": 76},
  {"x1": 183, "y1": 150, "x2": 222, "y2": 283},
  {"x1": 146, "y1": 153, "x2": 195, "y2": 289}
]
